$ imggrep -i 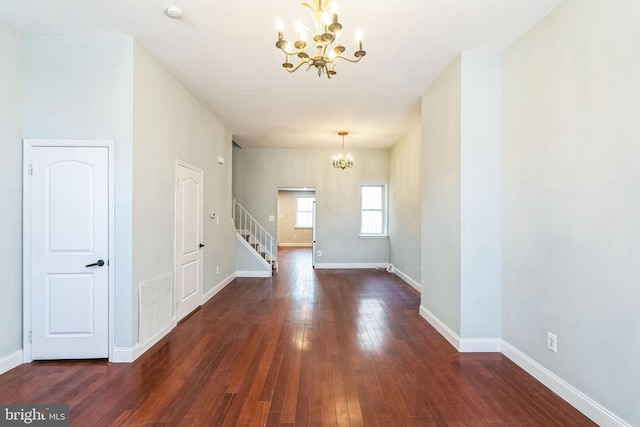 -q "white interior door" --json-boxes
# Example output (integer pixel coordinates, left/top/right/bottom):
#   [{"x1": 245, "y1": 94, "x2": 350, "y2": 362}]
[
  {"x1": 29, "y1": 145, "x2": 109, "y2": 359},
  {"x1": 175, "y1": 161, "x2": 204, "y2": 321}
]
